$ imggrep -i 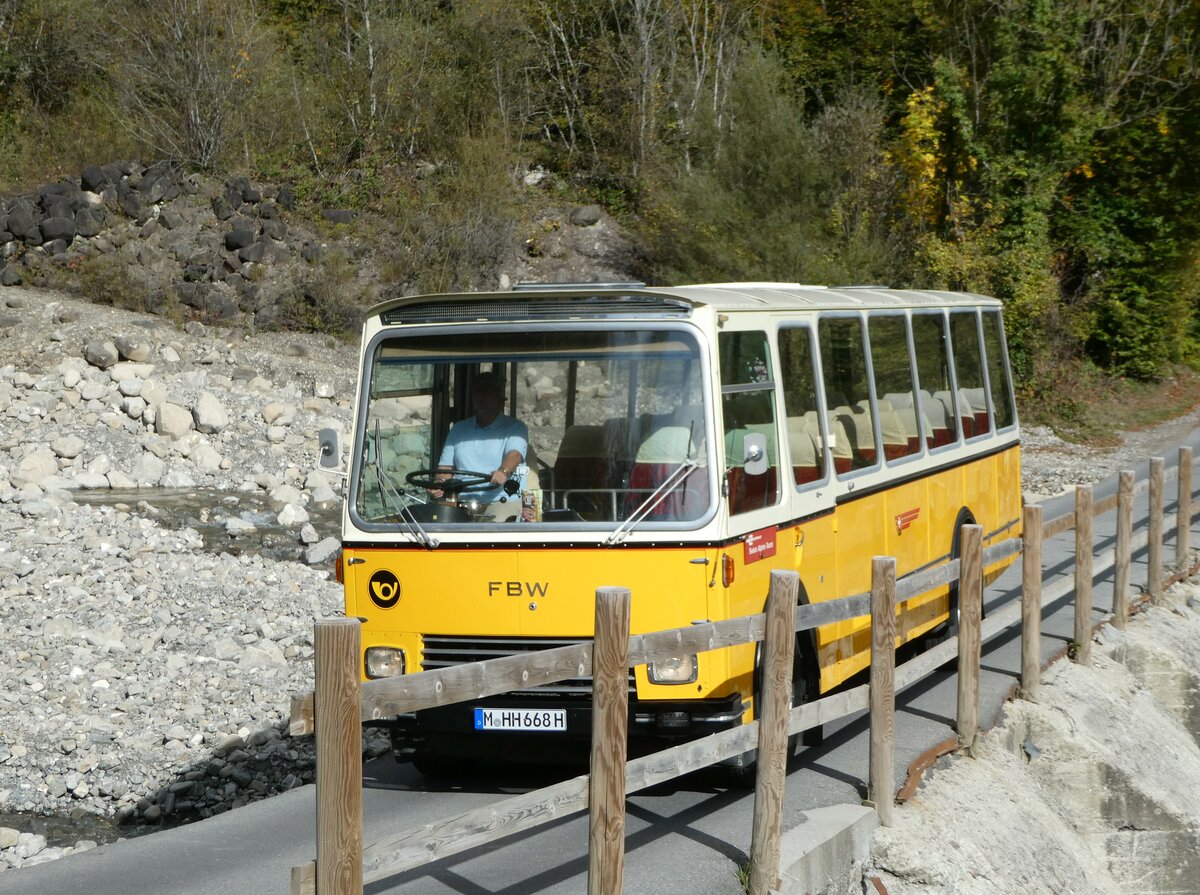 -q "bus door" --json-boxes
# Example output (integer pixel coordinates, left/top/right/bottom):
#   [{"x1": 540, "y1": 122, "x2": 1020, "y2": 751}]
[{"x1": 716, "y1": 325, "x2": 788, "y2": 621}]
